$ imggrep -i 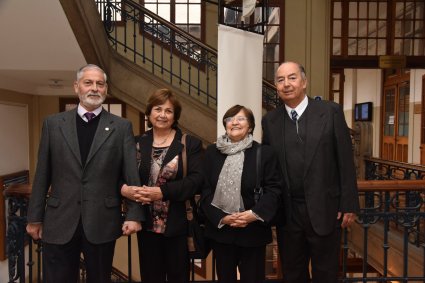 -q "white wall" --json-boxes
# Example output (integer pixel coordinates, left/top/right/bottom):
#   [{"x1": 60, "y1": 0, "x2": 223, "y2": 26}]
[
  {"x1": 409, "y1": 69, "x2": 425, "y2": 163},
  {"x1": 344, "y1": 69, "x2": 382, "y2": 157}
]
